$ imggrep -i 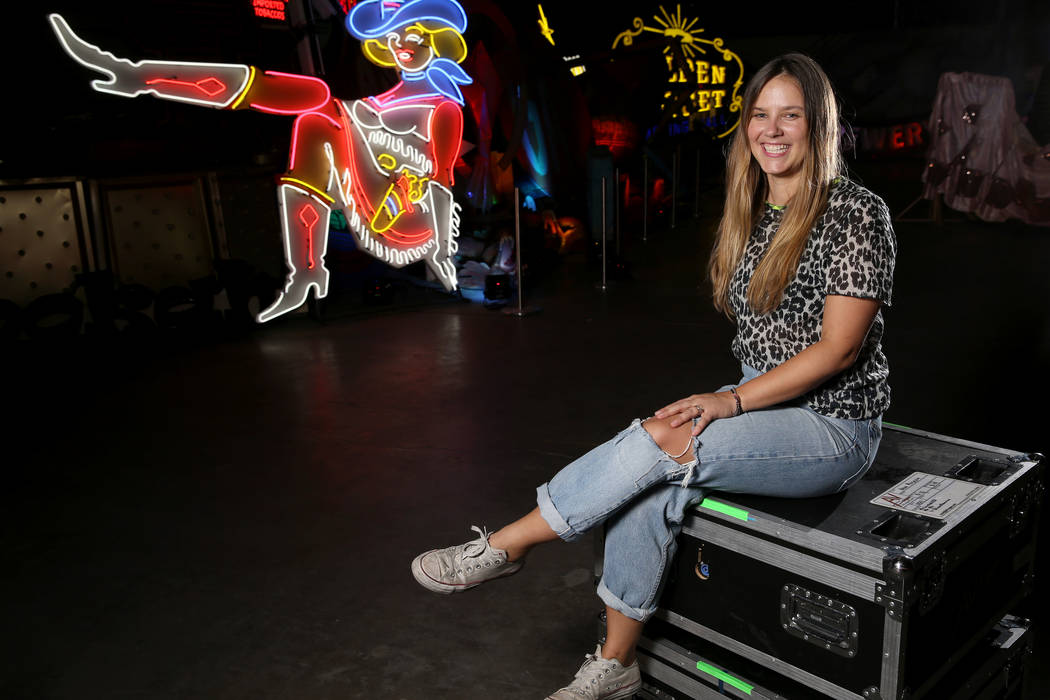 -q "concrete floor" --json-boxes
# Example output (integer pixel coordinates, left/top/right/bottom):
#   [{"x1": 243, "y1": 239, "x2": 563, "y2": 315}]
[{"x1": 3, "y1": 167, "x2": 1048, "y2": 698}]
